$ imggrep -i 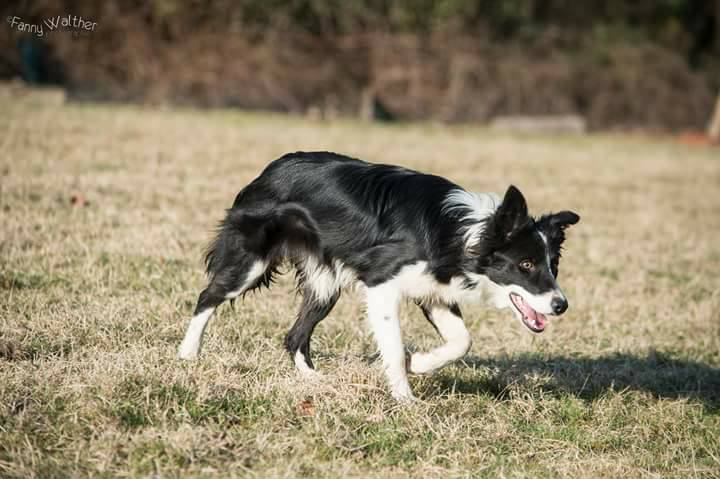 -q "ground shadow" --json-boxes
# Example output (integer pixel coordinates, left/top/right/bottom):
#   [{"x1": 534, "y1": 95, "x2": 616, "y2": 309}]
[{"x1": 432, "y1": 351, "x2": 720, "y2": 411}]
